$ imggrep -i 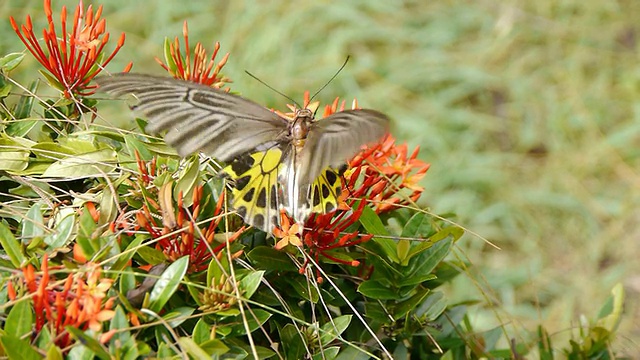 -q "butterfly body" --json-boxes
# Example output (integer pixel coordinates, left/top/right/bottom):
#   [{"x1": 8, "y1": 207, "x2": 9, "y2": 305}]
[{"x1": 96, "y1": 73, "x2": 389, "y2": 234}]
